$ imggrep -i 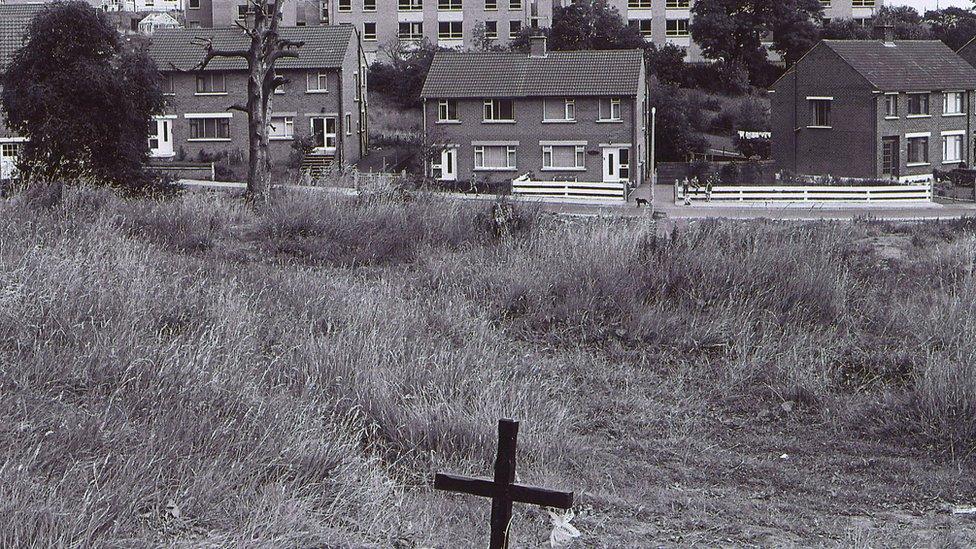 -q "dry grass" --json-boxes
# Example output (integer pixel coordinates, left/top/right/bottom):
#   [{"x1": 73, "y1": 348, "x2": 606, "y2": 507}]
[{"x1": 1, "y1": 186, "x2": 976, "y2": 547}]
